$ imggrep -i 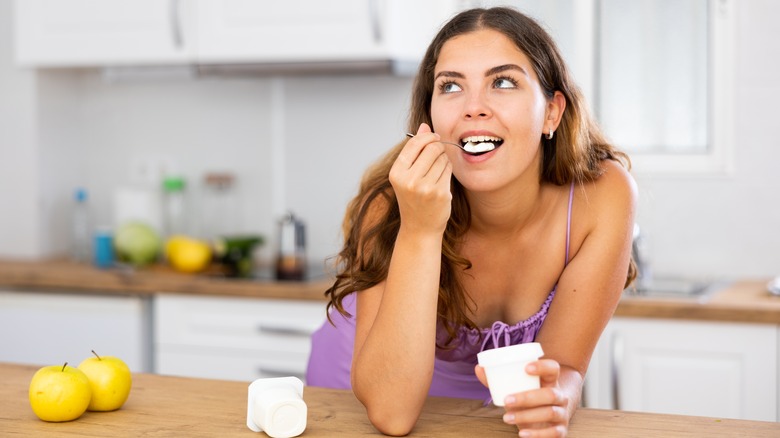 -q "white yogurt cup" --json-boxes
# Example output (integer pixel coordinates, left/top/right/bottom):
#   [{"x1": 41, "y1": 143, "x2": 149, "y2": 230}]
[
  {"x1": 477, "y1": 342, "x2": 544, "y2": 406},
  {"x1": 246, "y1": 377, "x2": 307, "y2": 438}
]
